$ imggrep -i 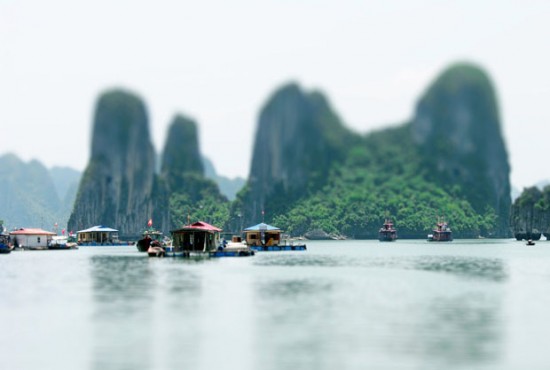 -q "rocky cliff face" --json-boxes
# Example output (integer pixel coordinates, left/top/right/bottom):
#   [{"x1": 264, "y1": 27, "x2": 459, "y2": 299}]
[
  {"x1": 243, "y1": 83, "x2": 357, "y2": 224},
  {"x1": 161, "y1": 115, "x2": 204, "y2": 190},
  {"x1": 68, "y1": 90, "x2": 159, "y2": 237},
  {"x1": 411, "y1": 63, "x2": 511, "y2": 236},
  {"x1": 510, "y1": 186, "x2": 550, "y2": 240},
  {"x1": 160, "y1": 115, "x2": 228, "y2": 230}
]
